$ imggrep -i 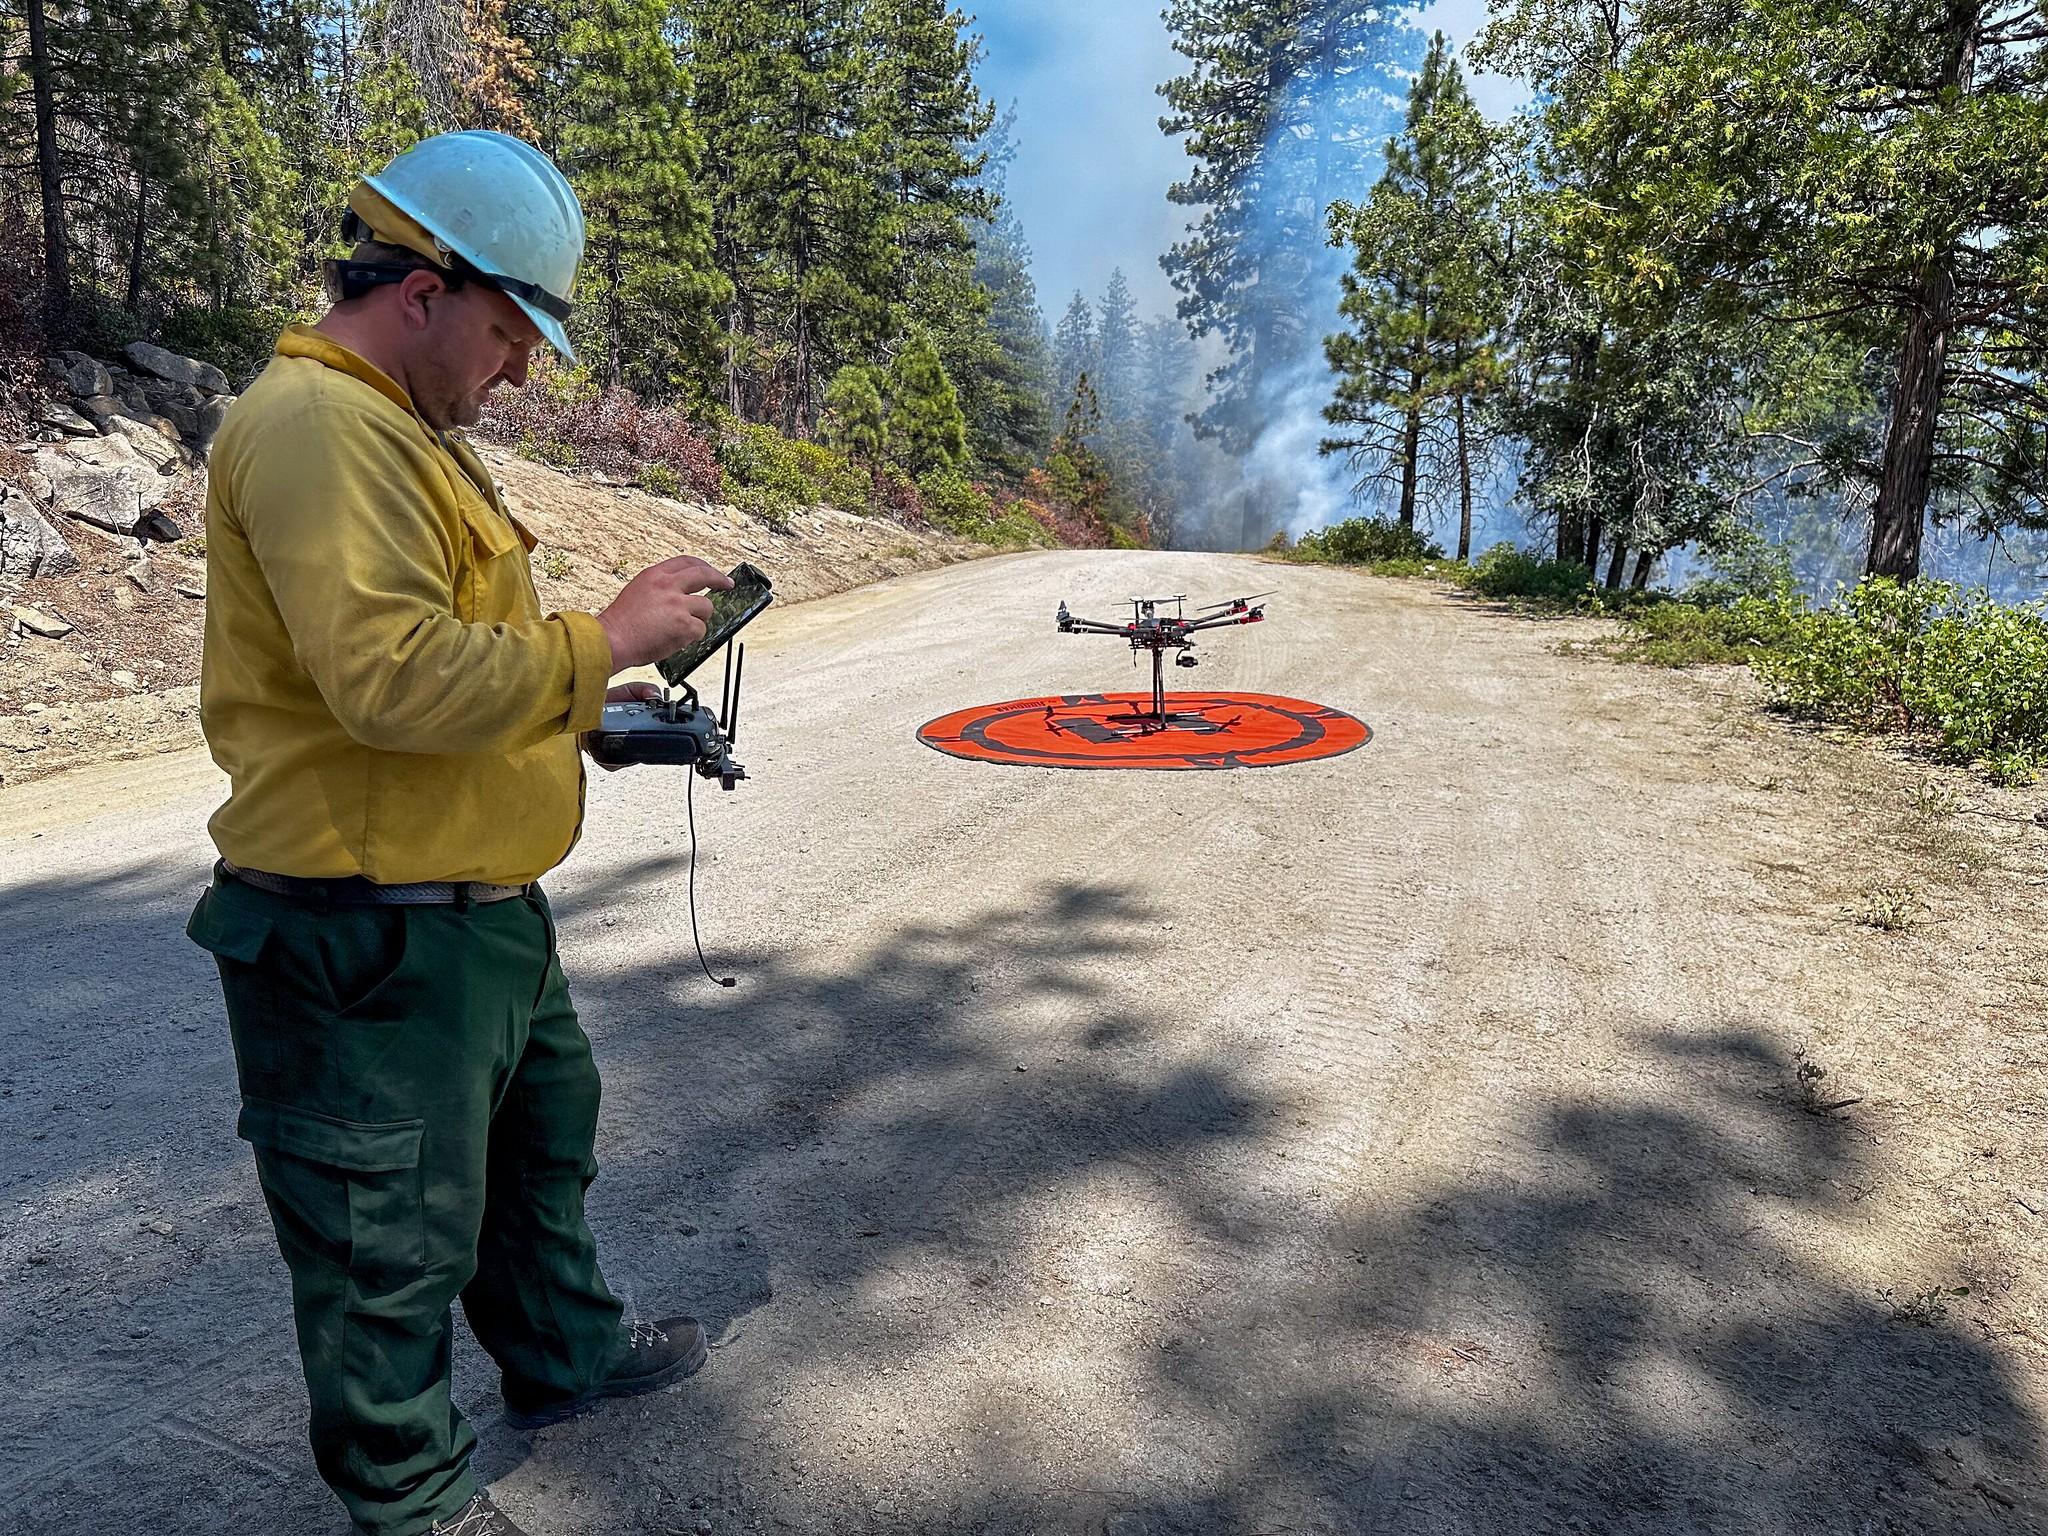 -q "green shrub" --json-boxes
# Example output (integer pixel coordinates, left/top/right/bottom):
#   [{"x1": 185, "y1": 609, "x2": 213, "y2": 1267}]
[
  {"x1": 1294, "y1": 516, "x2": 1443, "y2": 566},
  {"x1": 1467, "y1": 543, "x2": 1596, "y2": 603},
  {"x1": 1754, "y1": 578, "x2": 2048, "y2": 778},
  {"x1": 985, "y1": 507, "x2": 1054, "y2": 547},
  {"x1": 717, "y1": 422, "x2": 869, "y2": 513},
  {"x1": 730, "y1": 482, "x2": 796, "y2": 532},
  {"x1": 919, "y1": 467, "x2": 994, "y2": 534},
  {"x1": 1609, "y1": 594, "x2": 1801, "y2": 668},
  {"x1": 640, "y1": 462, "x2": 681, "y2": 498}
]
